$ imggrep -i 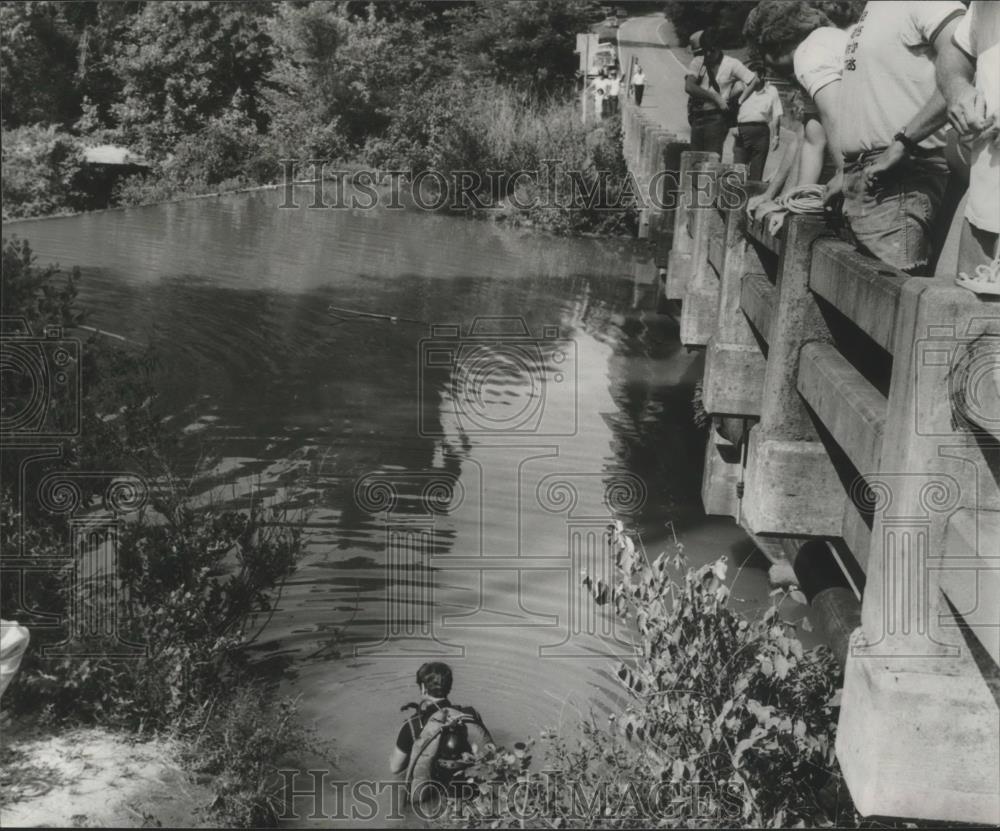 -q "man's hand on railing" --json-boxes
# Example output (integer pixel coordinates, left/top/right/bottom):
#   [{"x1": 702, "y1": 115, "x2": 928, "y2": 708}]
[
  {"x1": 747, "y1": 194, "x2": 779, "y2": 219},
  {"x1": 766, "y1": 210, "x2": 788, "y2": 235}
]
